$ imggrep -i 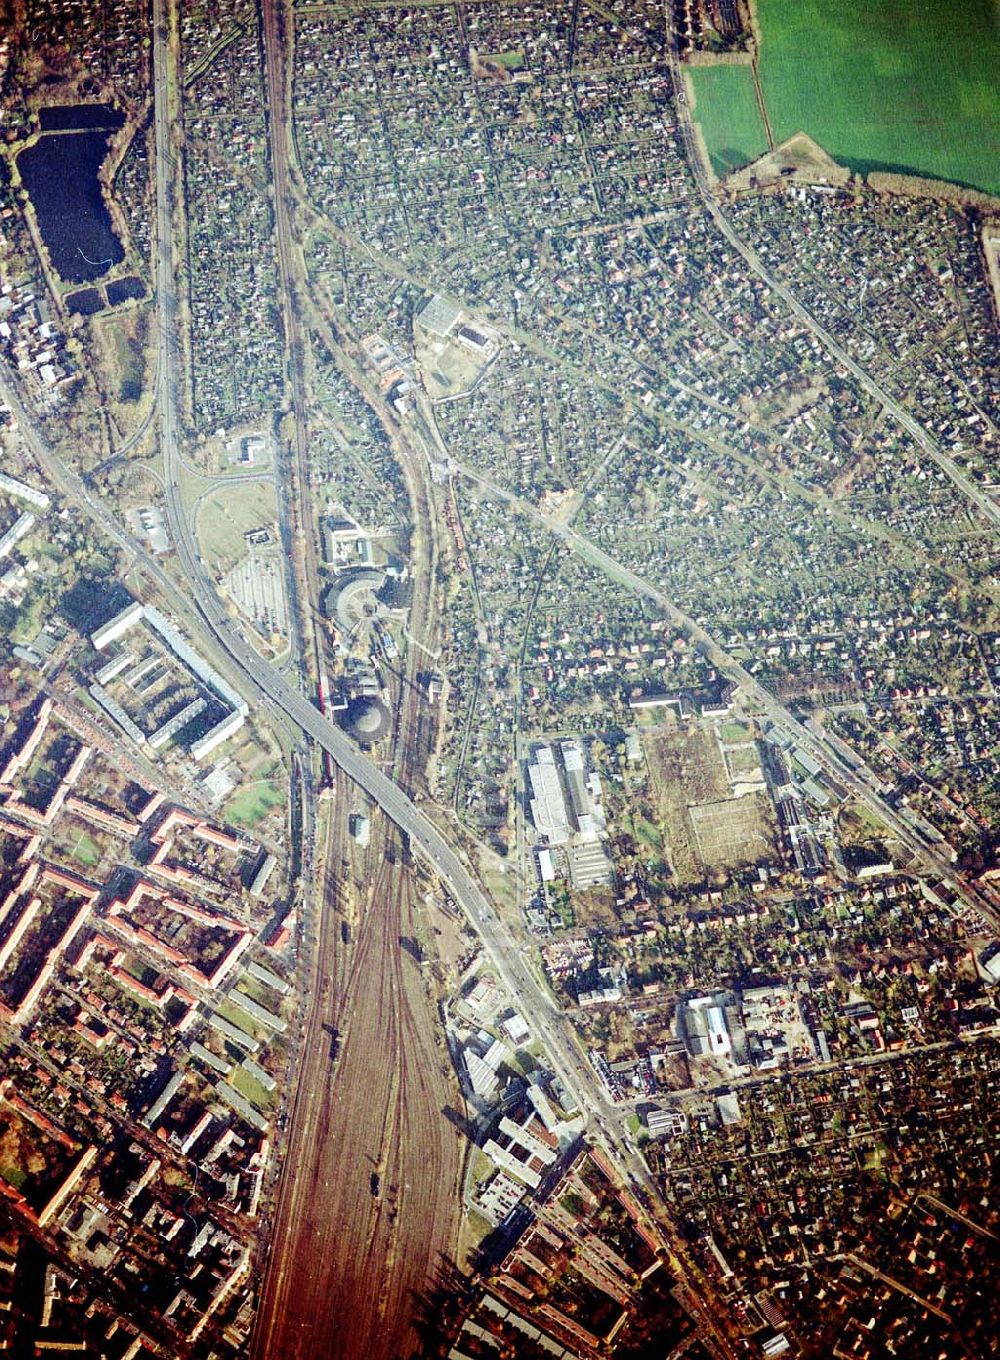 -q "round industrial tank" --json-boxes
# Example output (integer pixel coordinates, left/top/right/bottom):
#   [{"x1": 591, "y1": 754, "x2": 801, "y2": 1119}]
[{"x1": 342, "y1": 695, "x2": 391, "y2": 744}]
